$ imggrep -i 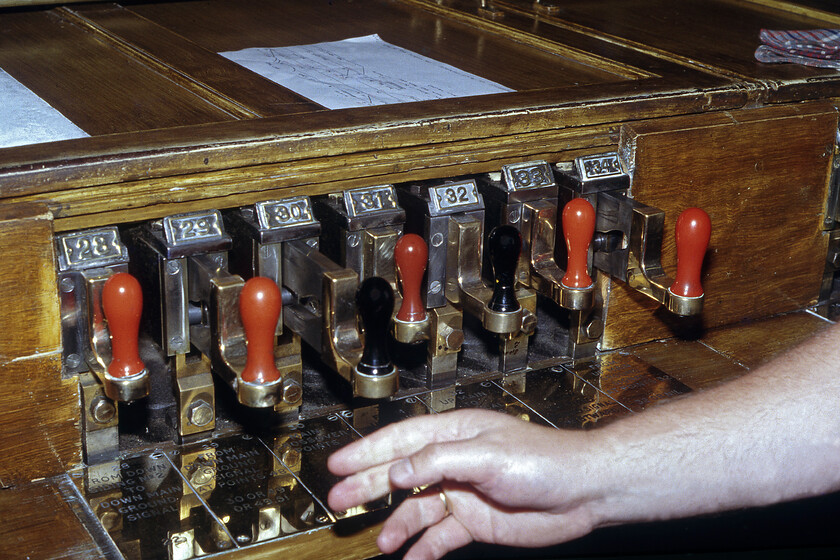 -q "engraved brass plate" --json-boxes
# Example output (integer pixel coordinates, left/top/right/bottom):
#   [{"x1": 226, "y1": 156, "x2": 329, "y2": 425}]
[
  {"x1": 57, "y1": 226, "x2": 128, "y2": 271},
  {"x1": 575, "y1": 152, "x2": 624, "y2": 182},
  {"x1": 71, "y1": 451, "x2": 237, "y2": 559},
  {"x1": 501, "y1": 160, "x2": 555, "y2": 191},
  {"x1": 428, "y1": 180, "x2": 483, "y2": 214},
  {"x1": 164, "y1": 210, "x2": 227, "y2": 247},
  {"x1": 419, "y1": 380, "x2": 552, "y2": 426},
  {"x1": 168, "y1": 435, "x2": 330, "y2": 547},
  {"x1": 255, "y1": 197, "x2": 317, "y2": 230},
  {"x1": 564, "y1": 352, "x2": 692, "y2": 412},
  {"x1": 343, "y1": 397, "x2": 433, "y2": 437},
  {"x1": 342, "y1": 185, "x2": 399, "y2": 217},
  {"x1": 501, "y1": 367, "x2": 631, "y2": 429}
]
